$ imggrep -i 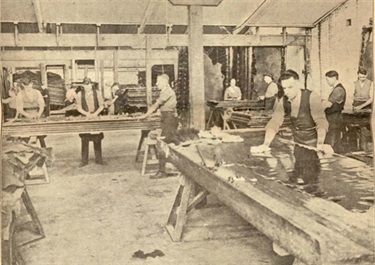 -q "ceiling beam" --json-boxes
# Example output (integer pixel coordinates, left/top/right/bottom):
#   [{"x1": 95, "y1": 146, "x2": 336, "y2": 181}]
[
  {"x1": 0, "y1": 33, "x2": 306, "y2": 48},
  {"x1": 138, "y1": 0, "x2": 160, "y2": 34},
  {"x1": 32, "y1": 0, "x2": 45, "y2": 33},
  {"x1": 233, "y1": 0, "x2": 267, "y2": 34},
  {"x1": 313, "y1": 0, "x2": 349, "y2": 26}
]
